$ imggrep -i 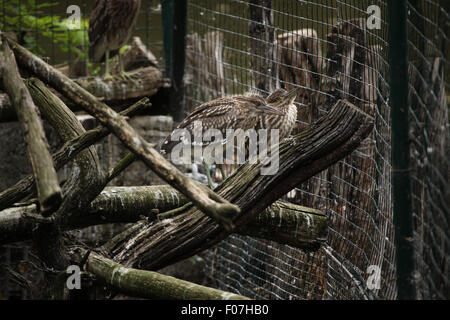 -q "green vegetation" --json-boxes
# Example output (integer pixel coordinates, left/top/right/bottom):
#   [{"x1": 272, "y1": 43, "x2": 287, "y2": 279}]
[{"x1": 1, "y1": 0, "x2": 99, "y2": 74}]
